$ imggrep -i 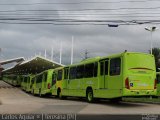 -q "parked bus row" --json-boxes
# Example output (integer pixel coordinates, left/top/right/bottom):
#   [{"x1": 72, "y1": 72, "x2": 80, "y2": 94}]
[
  {"x1": 3, "y1": 74, "x2": 22, "y2": 86},
  {"x1": 2, "y1": 52, "x2": 158, "y2": 102}
]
